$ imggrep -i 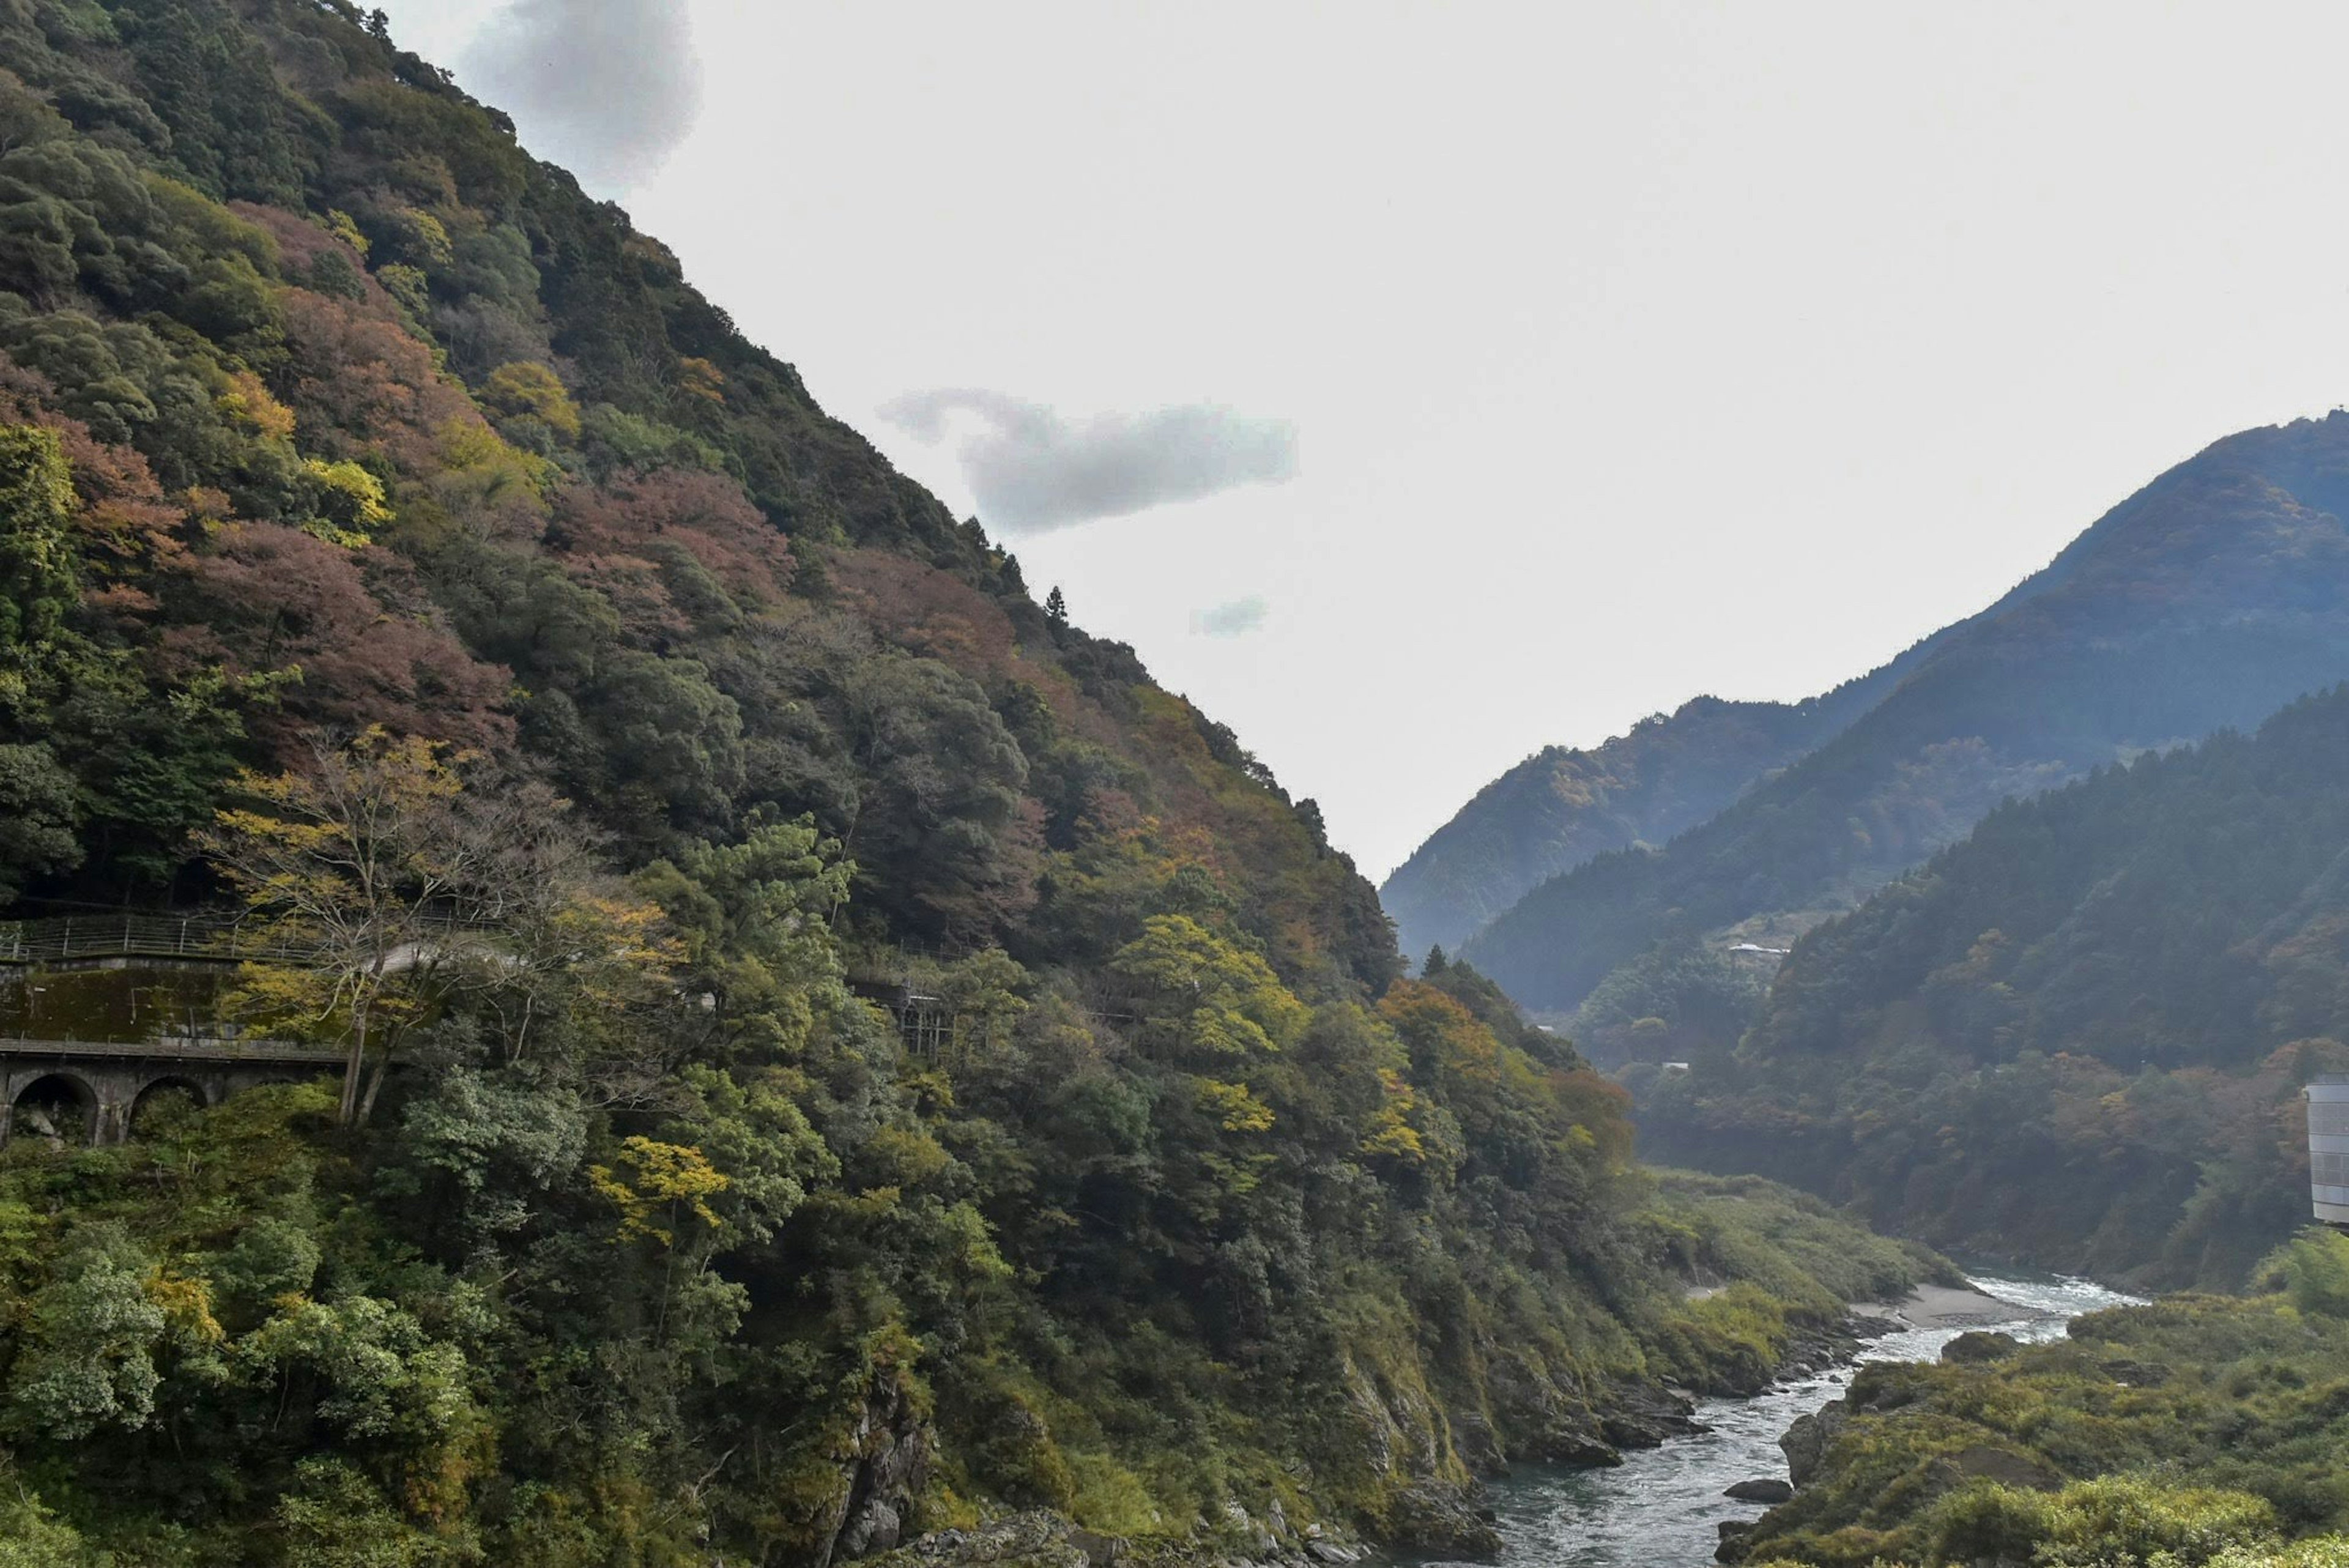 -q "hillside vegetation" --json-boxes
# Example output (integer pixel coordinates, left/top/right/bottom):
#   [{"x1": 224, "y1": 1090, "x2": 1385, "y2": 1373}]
[
  {"x1": 0, "y1": 4, "x2": 1943, "y2": 1564},
  {"x1": 1635, "y1": 684, "x2": 2349, "y2": 1287},
  {"x1": 1458, "y1": 415, "x2": 2349, "y2": 1014},
  {"x1": 1729, "y1": 1230, "x2": 2349, "y2": 1567}
]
